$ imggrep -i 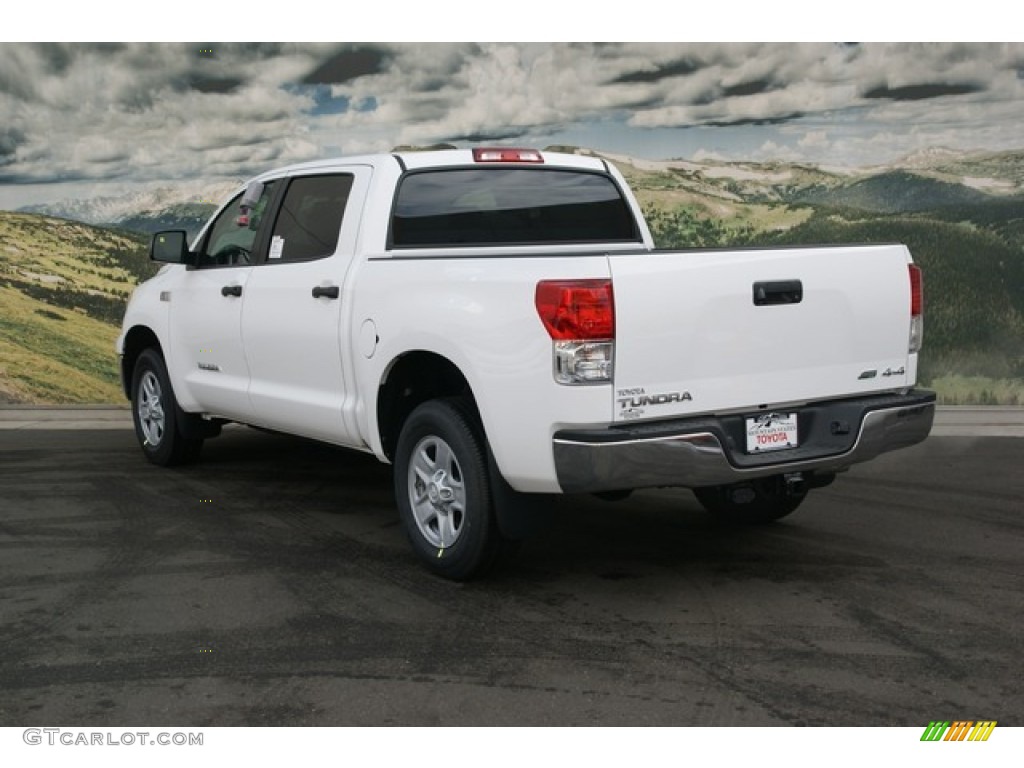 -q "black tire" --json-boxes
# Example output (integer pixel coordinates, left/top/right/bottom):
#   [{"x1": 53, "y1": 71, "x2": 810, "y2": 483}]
[
  {"x1": 693, "y1": 475, "x2": 807, "y2": 525},
  {"x1": 394, "y1": 398, "x2": 502, "y2": 580},
  {"x1": 131, "y1": 348, "x2": 203, "y2": 466}
]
